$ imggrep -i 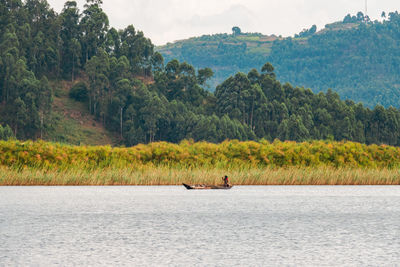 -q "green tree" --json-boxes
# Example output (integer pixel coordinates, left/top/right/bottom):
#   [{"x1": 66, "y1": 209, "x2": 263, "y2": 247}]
[
  {"x1": 85, "y1": 49, "x2": 110, "y2": 118},
  {"x1": 232, "y1": 26, "x2": 241, "y2": 36},
  {"x1": 60, "y1": 1, "x2": 81, "y2": 80},
  {"x1": 80, "y1": 0, "x2": 109, "y2": 64},
  {"x1": 197, "y1": 67, "x2": 214, "y2": 86},
  {"x1": 0, "y1": 124, "x2": 14, "y2": 140}
]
